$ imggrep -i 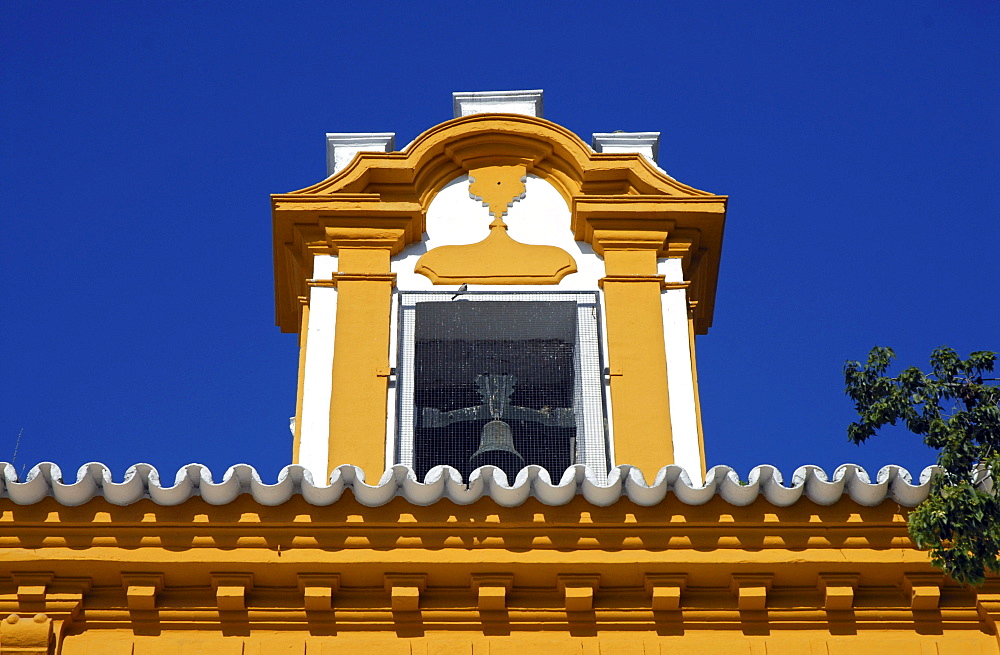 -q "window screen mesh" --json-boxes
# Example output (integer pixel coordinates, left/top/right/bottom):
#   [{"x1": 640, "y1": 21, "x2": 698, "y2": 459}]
[{"x1": 396, "y1": 292, "x2": 609, "y2": 483}]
